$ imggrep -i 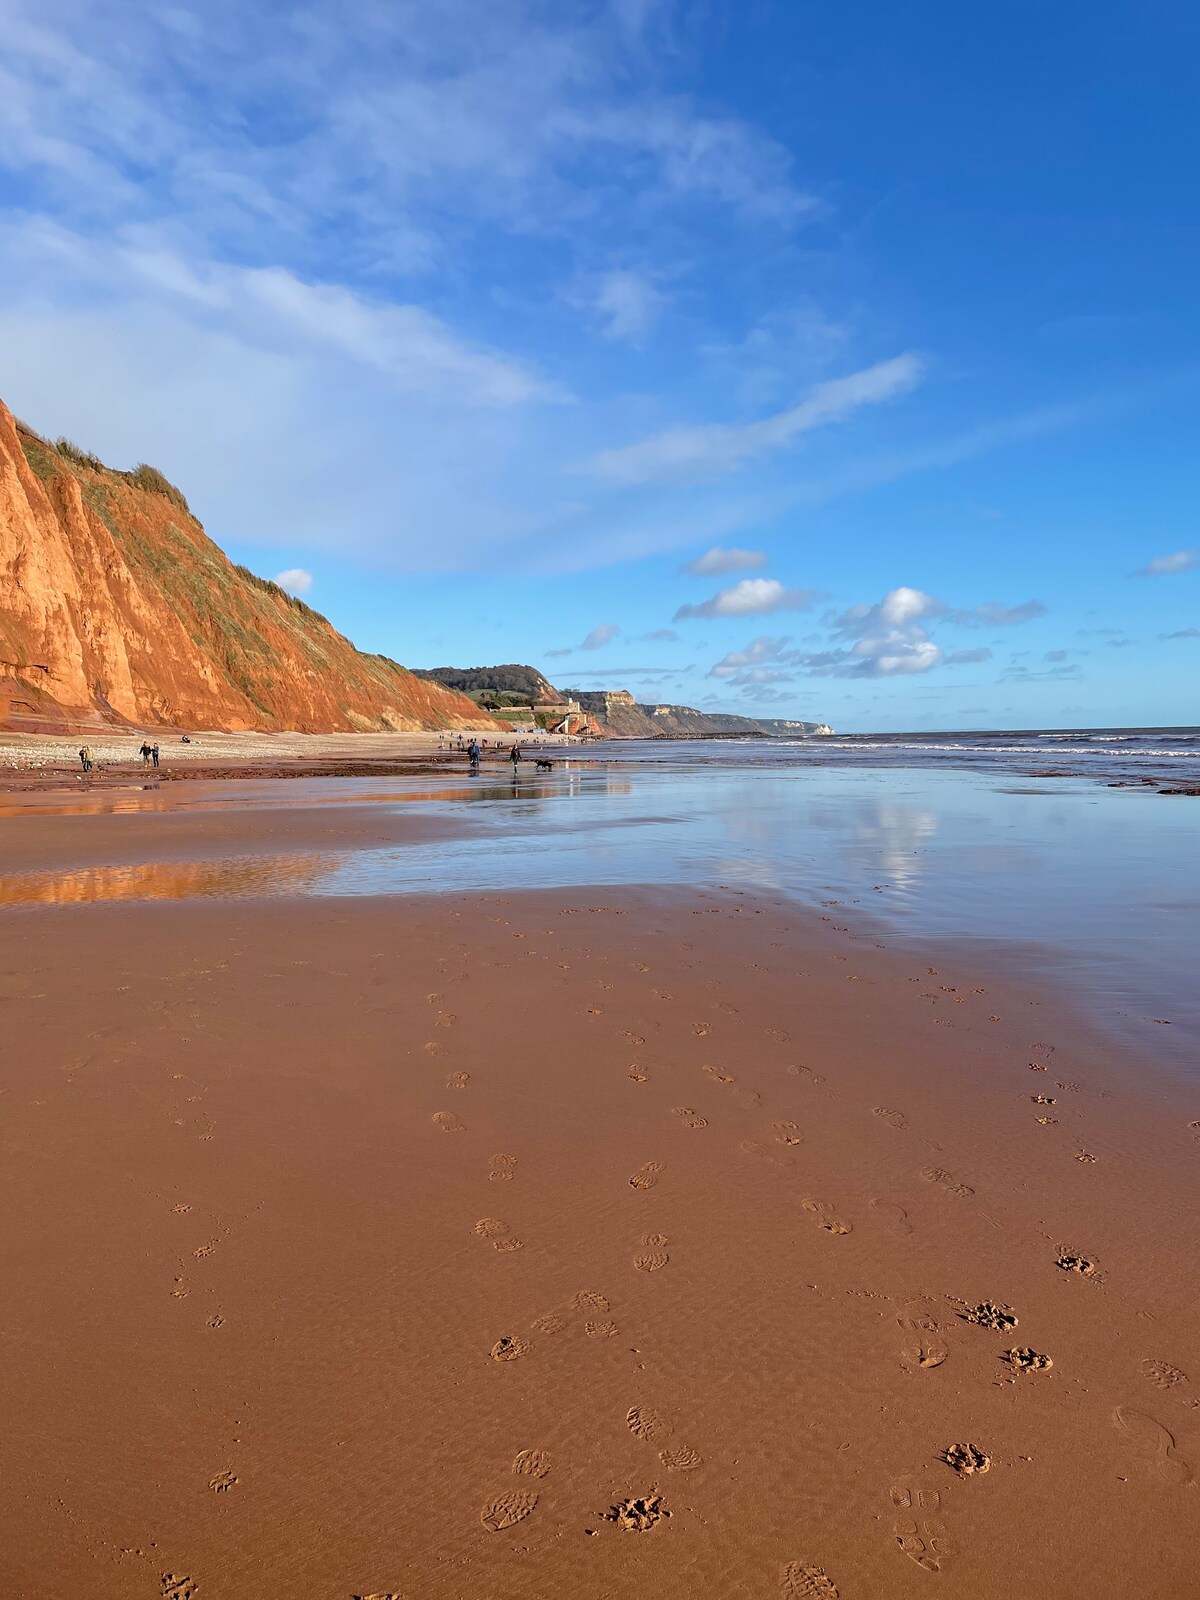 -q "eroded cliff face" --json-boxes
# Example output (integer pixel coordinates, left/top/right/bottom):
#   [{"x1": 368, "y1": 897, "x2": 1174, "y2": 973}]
[{"x1": 0, "y1": 402, "x2": 493, "y2": 734}]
